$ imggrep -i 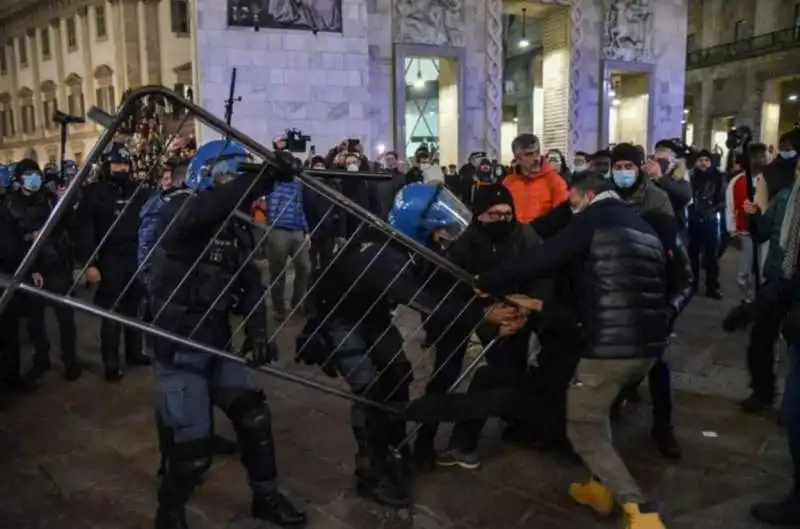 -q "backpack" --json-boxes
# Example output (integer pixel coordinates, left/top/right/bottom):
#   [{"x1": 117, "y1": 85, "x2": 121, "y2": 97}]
[{"x1": 137, "y1": 188, "x2": 192, "y2": 284}]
